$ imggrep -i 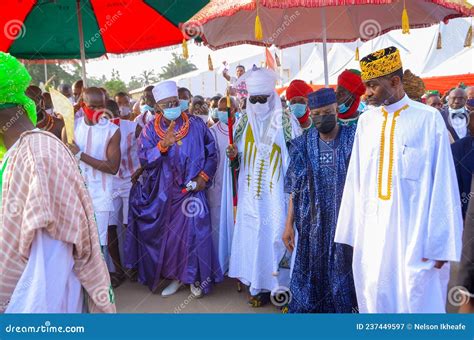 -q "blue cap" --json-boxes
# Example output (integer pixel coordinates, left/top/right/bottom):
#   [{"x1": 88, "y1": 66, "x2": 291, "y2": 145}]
[{"x1": 308, "y1": 88, "x2": 336, "y2": 109}]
